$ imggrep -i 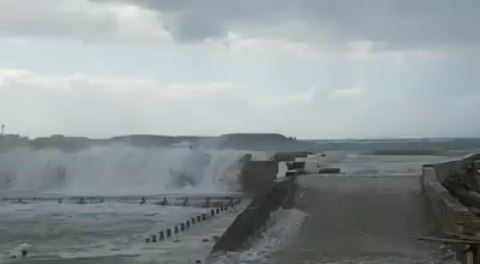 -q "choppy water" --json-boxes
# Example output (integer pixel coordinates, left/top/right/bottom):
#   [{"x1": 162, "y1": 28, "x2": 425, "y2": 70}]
[{"x1": 0, "y1": 201, "x2": 213, "y2": 263}]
